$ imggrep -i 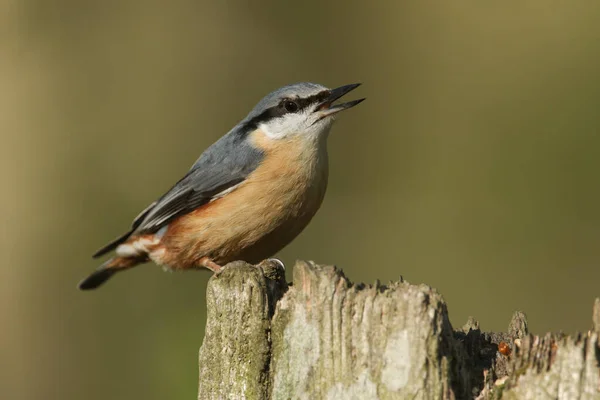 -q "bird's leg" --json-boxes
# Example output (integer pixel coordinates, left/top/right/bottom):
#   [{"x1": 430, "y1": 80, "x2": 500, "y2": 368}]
[{"x1": 199, "y1": 257, "x2": 222, "y2": 273}]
